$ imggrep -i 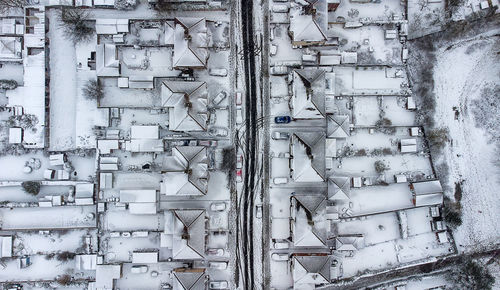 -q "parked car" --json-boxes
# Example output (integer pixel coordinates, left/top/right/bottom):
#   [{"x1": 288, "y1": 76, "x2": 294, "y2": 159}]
[
  {"x1": 272, "y1": 4, "x2": 289, "y2": 12},
  {"x1": 274, "y1": 116, "x2": 291, "y2": 124},
  {"x1": 209, "y1": 68, "x2": 228, "y2": 77},
  {"x1": 272, "y1": 253, "x2": 289, "y2": 261},
  {"x1": 273, "y1": 241, "x2": 289, "y2": 249},
  {"x1": 206, "y1": 248, "x2": 225, "y2": 256},
  {"x1": 236, "y1": 154, "x2": 243, "y2": 169},
  {"x1": 235, "y1": 92, "x2": 242, "y2": 106},
  {"x1": 272, "y1": 131, "x2": 289, "y2": 140},
  {"x1": 212, "y1": 91, "x2": 227, "y2": 105},
  {"x1": 209, "y1": 280, "x2": 229, "y2": 289},
  {"x1": 131, "y1": 265, "x2": 149, "y2": 274},
  {"x1": 236, "y1": 169, "x2": 243, "y2": 183},
  {"x1": 236, "y1": 109, "x2": 243, "y2": 125},
  {"x1": 210, "y1": 202, "x2": 226, "y2": 212},
  {"x1": 256, "y1": 204, "x2": 262, "y2": 218},
  {"x1": 270, "y1": 44, "x2": 278, "y2": 56},
  {"x1": 270, "y1": 66, "x2": 288, "y2": 75},
  {"x1": 209, "y1": 261, "x2": 228, "y2": 270},
  {"x1": 209, "y1": 127, "x2": 229, "y2": 137},
  {"x1": 273, "y1": 177, "x2": 288, "y2": 184}
]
